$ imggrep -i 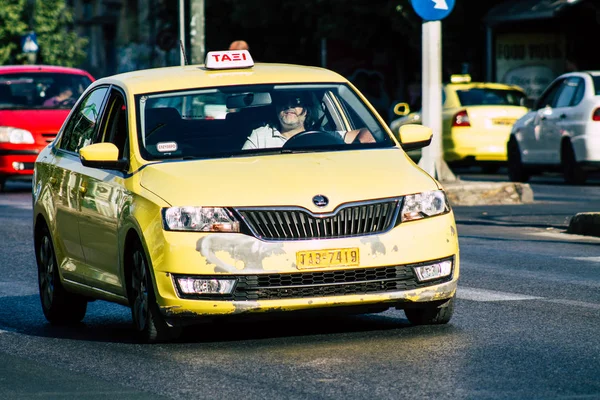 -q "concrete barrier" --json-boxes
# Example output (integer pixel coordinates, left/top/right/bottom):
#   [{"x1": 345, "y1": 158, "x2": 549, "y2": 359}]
[
  {"x1": 567, "y1": 212, "x2": 600, "y2": 237},
  {"x1": 441, "y1": 180, "x2": 534, "y2": 206}
]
